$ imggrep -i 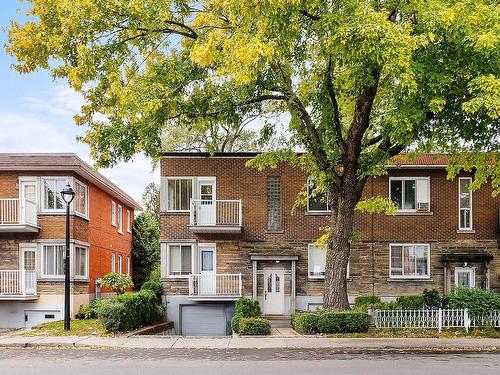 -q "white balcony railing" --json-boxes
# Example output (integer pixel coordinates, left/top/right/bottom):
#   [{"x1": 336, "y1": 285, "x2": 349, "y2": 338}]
[
  {"x1": 0, "y1": 198, "x2": 37, "y2": 226},
  {"x1": 190, "y1": 199, "x2": 242, "y2": 227},
  {"x1": 189, "y1": 273, "x2": 242, "y2": 298},
  {"x1": 0, "y1": 270, "x2": 37, "y2": 297}
]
